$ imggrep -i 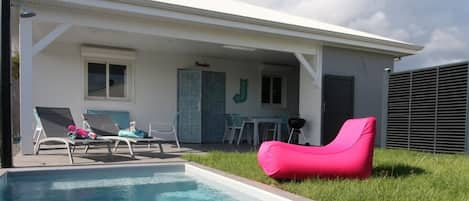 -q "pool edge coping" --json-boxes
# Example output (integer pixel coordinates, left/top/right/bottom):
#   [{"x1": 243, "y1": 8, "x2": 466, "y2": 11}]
[
  {"x1": 186, "y1": 162, "x2": 314, "y2": 201},
  {"x1": 1, "y1": 161, "x2": 186, "y2": 172}
]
